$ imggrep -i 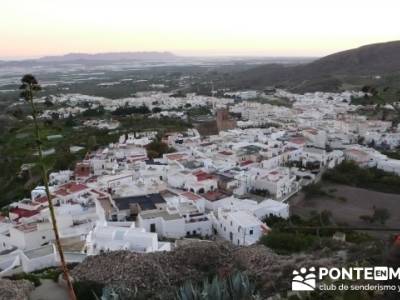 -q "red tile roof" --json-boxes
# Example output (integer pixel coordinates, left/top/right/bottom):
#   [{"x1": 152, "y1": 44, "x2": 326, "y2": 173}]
[
  {"x1": 193, "y1": 170, "x2": 214, "y2": 181},
  {"x1": 289, "y1": 137, "x2": 306, "y2": 145},
  {"x1": 240, "y1": 160, "x2": 254, "y2": 166},
  {"x1": 54, "y1": 182, "x2": 88, "y2": 196},
  {"x1": 203, "y1": 191, "x2": 227, "y2": 202},
  {"x1": 9, "y1": 208, "x2": 40, "y2": 219},
  {"x1": 33, "y1": 196, "x2": 49, "y2": 203},
  {"x1": 74, "y1": 162, "x2": 91, "y2": 178},
  {"x1": 219, "y1": 151, "x2": 233, "y2": 156},
  {"x1": 165, "y1": 153, "x2": 186, "y2": 161}
]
